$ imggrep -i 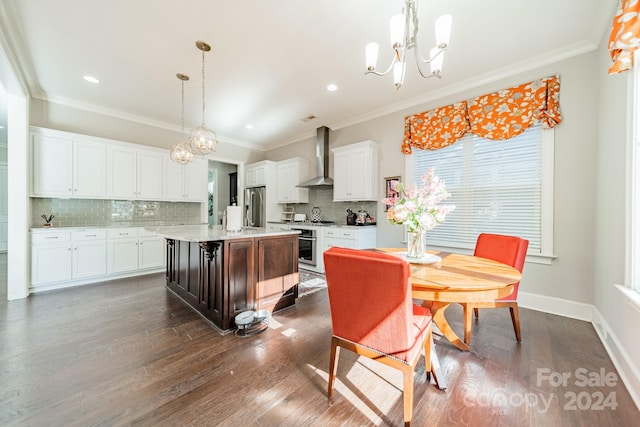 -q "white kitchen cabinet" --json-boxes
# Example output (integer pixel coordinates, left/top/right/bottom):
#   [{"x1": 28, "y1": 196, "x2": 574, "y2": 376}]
[
  {"x1": 276, "y1": 157, "x2": 309, "y2": 203},
  {"x1": 107, "y1": 147, "x2": 162, "y2": 200},
  {"x1": 71, "y1": 230, "x2": 107, "y2": 279},
  {"x1": 32, "y1": 134, "x2": 72, "y2": 197},
  {"x1": 32, "y1": 231, "x2": 73, "y2": 285},
  {"x1": 322, "y1": 226, "x2": 377, "y2": 252},
  {"x1": 138, "y1": 236, "x2": 165, "y2": 269},
  {"x1": 31, "y1": 229, "x2": 107, "y2": 286},
  {"x1": 32, "y1": 132, "x2": 107, "y2": 198},
  {"x1": 107, "y1": 228, "x2": 165, "y2": 274},
  {"x1": 163, "y1": 156, "x2": 206, "y2": 202},
  {"x1": 331, "y1": 140, "x2": 379, "y2": 202},
  {"x1": 107, "y1": 228, "x2": 140, "y2": 273},
  {"x1": 246, "y1": 160, "x2": 275, "y2": 188}
]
